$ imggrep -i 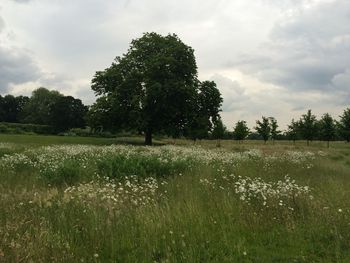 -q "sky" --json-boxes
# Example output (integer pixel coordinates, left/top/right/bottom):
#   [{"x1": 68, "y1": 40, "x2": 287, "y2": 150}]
[{"x1": 0, "y1": 0, "x2": 349, "y2": 130}]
